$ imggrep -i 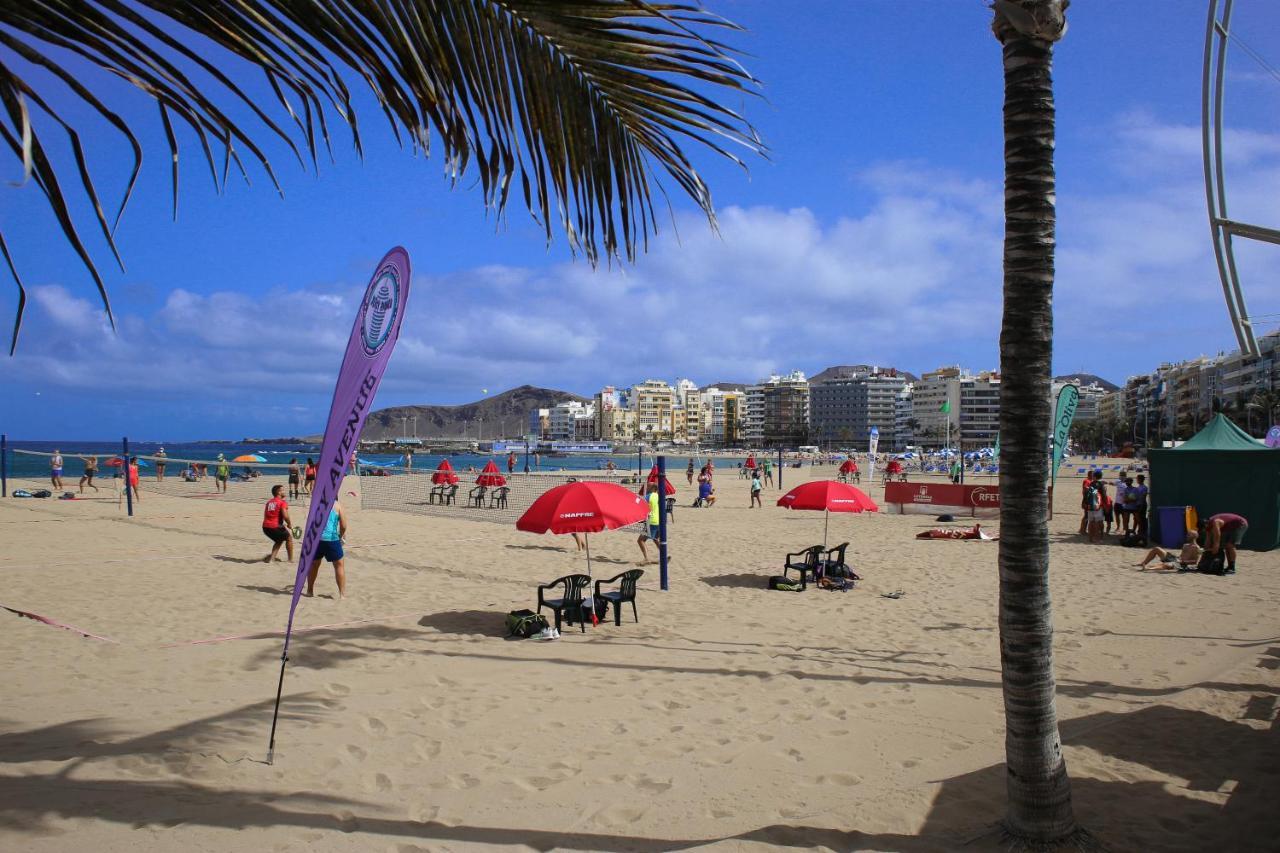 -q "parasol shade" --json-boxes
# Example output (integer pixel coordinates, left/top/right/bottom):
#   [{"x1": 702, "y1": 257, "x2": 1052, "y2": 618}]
[
  {"x1": 517, "y1": 481, "x2": 648, "y2": 535},
  {"x1": 233, "y1": 454, "x2": 266, "y2": 463},
  {"x1": 476, "y1": 459, "x2": 507, "y2": 487},
  {"x1": 431, "y1": 459, "x2": 459, "y2": 485},
  {"x1": 646, "y1": 465, "x2": 676, "y2": 496}
]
